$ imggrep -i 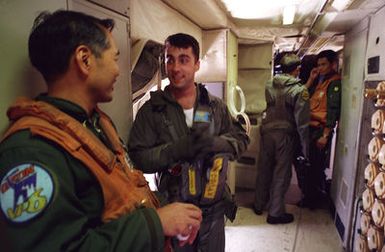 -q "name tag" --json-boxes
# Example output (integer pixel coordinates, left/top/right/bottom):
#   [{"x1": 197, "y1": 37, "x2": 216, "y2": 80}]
[{"x1": 194, "y1": 111, "x2": 210, "y2": 123}]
